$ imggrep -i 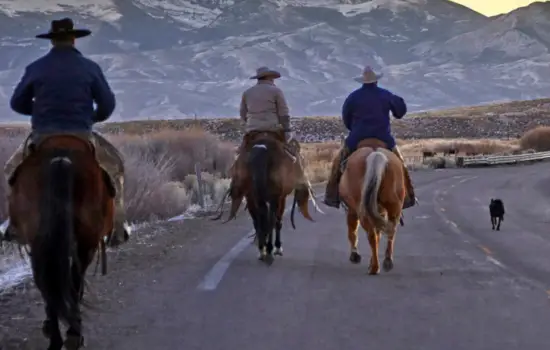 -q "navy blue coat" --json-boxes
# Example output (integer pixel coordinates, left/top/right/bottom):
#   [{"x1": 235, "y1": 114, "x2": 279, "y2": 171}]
[
  {"x1": 10, "y1": 46, "x2": 116, "y2": 133},
  {"x1": 342, "y1": 83, "x2": 407, "y2": 152}
]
